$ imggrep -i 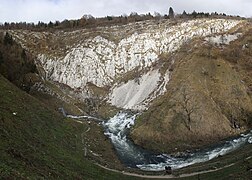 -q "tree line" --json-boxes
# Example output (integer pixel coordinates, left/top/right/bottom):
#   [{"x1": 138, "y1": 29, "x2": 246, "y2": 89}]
[
  {"x1": 0, "y1": 32, "x2": 37, "y2": 92},
  {"x1": 0, "y1": 8, "x2": 243, "y2": 31}
]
